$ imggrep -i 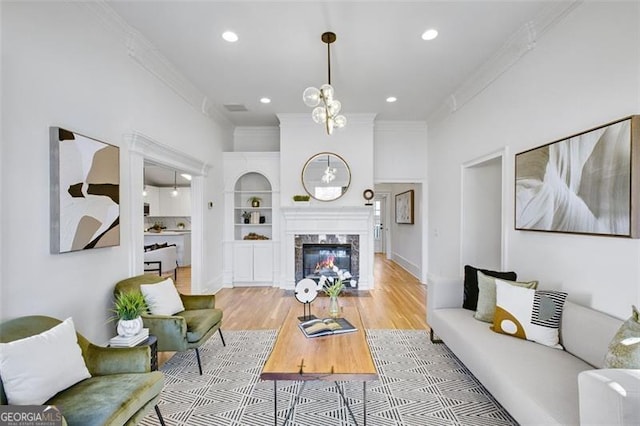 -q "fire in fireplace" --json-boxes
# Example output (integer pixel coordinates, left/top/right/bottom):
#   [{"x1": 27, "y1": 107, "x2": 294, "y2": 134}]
[{"x1": 302, "y1": 243, "x2": 351, "y2": 279}]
